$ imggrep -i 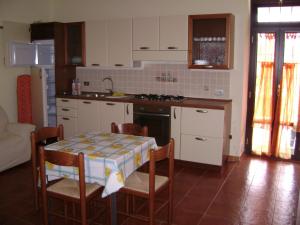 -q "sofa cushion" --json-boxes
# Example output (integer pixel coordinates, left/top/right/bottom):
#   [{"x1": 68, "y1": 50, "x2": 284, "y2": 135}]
[{"x1": 0, "y1": 106, "x2": 8, "y2": 132}]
